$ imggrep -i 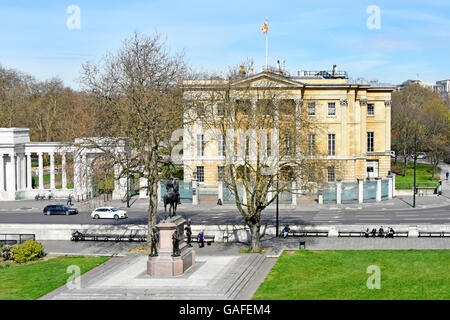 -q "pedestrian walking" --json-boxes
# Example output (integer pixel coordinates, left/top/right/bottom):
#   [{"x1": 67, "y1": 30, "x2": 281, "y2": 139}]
[
  {"x1": 437, "y1": 180, "x2": 442, "y2": 196},
  {"x1": 446, "y1": 171, "x2": 449, "y2": 181},
  {"x1": 198, "y1": 231, "x2": 205, "y2": 248}
]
